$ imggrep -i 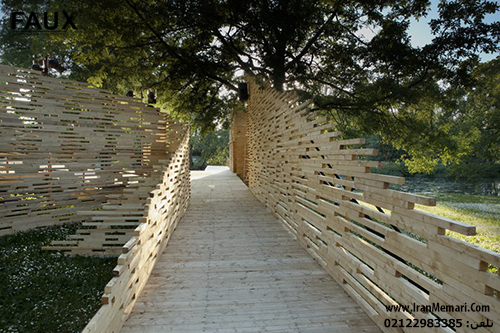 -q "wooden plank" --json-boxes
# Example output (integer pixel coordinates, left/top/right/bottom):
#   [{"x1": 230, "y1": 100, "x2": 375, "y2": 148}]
[
  {"x1": 240, "y1": 77, "x2": 498, "y2": 333},
  {"x1": 0, "y1": 64, "x2": 173, "y2": 235},
  {"x1": 121, "y1": 167, "x2": 380, "y2": 333}
]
